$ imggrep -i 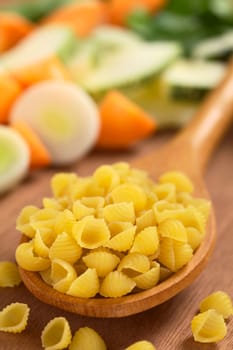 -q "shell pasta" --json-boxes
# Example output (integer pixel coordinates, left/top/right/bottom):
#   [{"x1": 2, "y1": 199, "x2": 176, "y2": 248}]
[{"x1": 15, "y1": 163, "x2": 211, "y2": 298}]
